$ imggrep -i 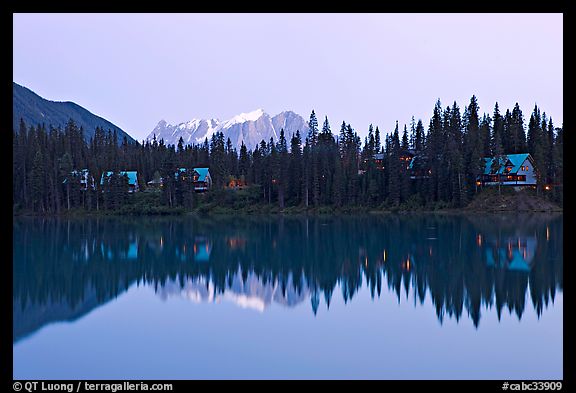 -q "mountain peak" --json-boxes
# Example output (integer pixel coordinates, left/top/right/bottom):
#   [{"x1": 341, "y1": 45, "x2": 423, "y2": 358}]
[
  {"x1": 13, "y1": 82, "x2": 134, "y2": 144},
  {"x1": 244, "y1": 108, "x2": 265, "y2": 118},
  {"x1": 222, "y1": 108, "x2": 266, "y2": 128},
  {"x1": 146, "y1": 109, "x2": 307, "y2": 151}
]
